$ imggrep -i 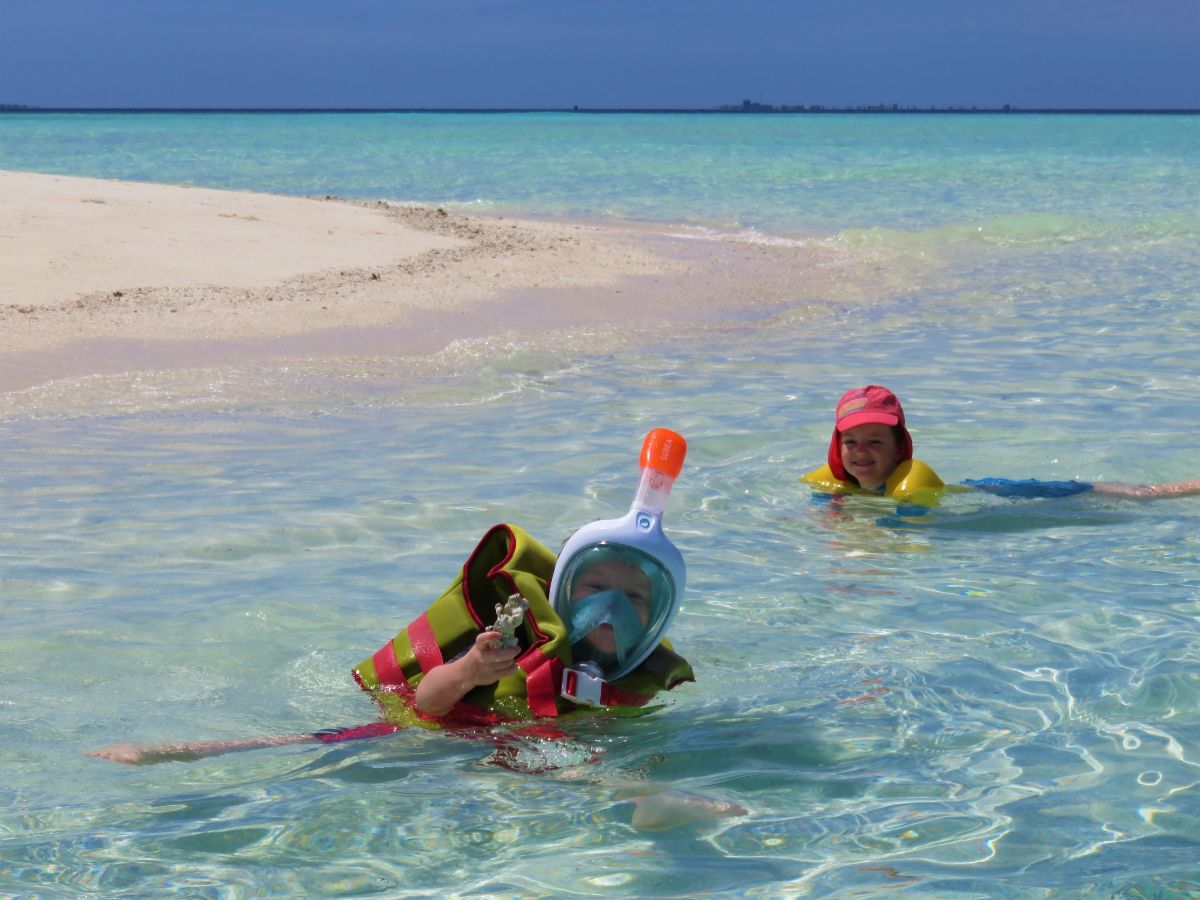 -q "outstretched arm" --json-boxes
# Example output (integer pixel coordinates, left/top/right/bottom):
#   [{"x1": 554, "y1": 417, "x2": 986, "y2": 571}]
[
  {"x1": 1093, "y1": 478, "x2": 1200, "y2": 500},
  {"x1": 414, "y1": 630, "x2": 520, "y2": 717},
  {"x1": 89, "y1": 630, "x2": 521, "y2": 765},
  {"x1": 87, "y1": 732, "x2": 318, "y2": 765}
]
